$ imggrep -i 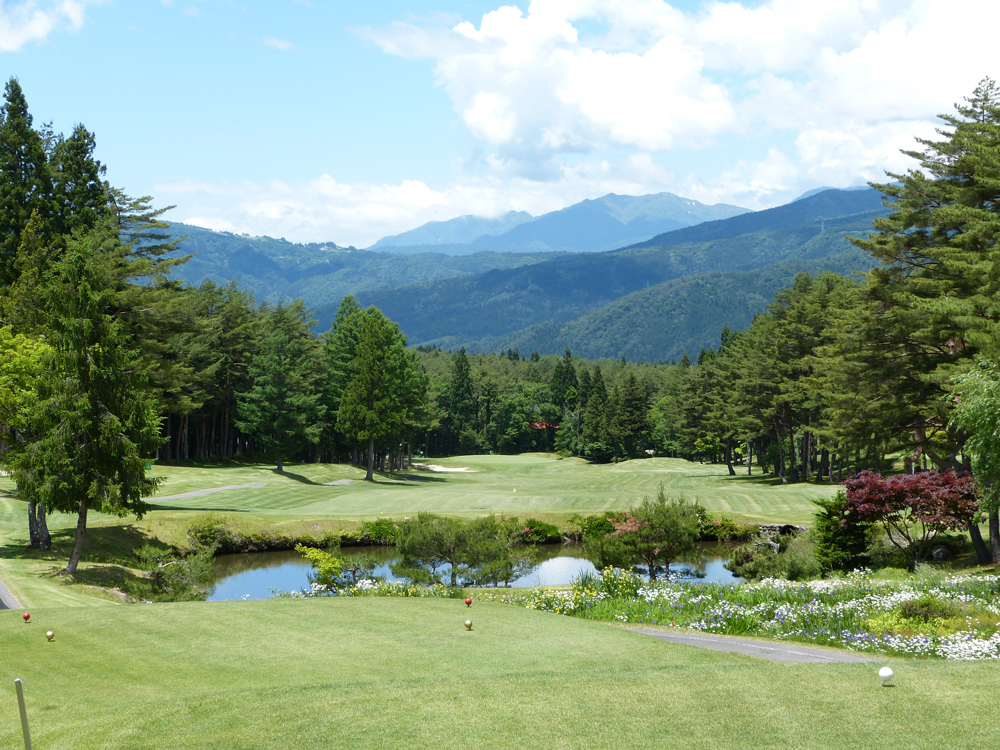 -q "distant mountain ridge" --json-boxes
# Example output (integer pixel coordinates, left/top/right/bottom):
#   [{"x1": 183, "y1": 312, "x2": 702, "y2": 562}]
[
  {"x1": 369, "y1": 191, "x2": 749, "y2": 255},
  {"x1": 370, "y1": 210, "x2": 533, "y2": 248},
  {"x1": 334, "y1": 188, "x2": 888, "y2": 359}
]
